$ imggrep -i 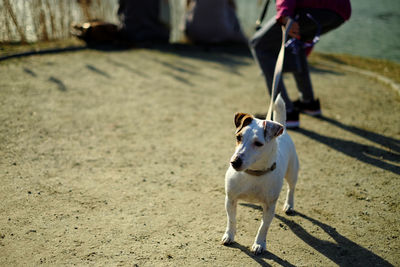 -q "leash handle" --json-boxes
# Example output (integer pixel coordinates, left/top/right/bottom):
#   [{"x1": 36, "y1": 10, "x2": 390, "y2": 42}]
[
  {"x1": 285, "y1": 13, "x2": 321, "y2": 50},
  {"x1": 266, "y1": 18, "x2": 293, "y2": 121}
]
